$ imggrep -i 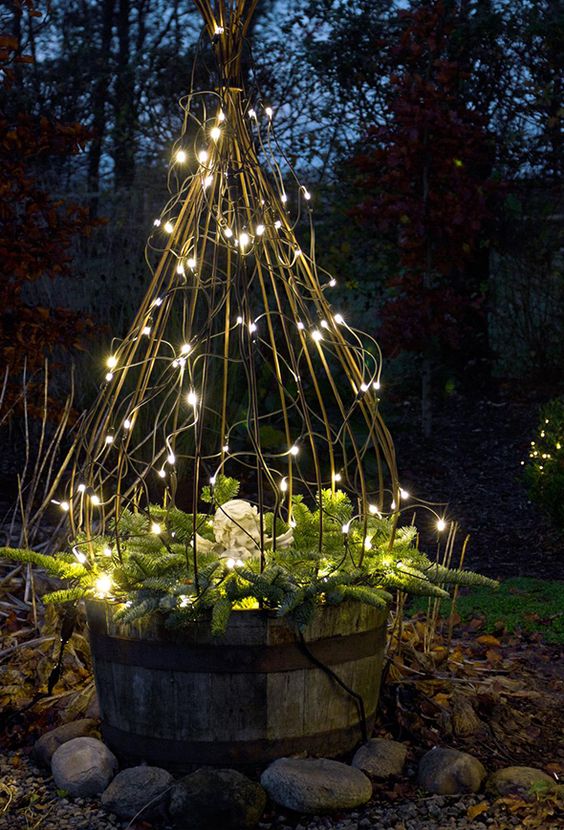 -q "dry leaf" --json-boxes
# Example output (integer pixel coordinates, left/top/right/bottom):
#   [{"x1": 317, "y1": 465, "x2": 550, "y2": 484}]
[
  {"x1": 467, "y1": 801, "x2": 489, "y2": 819},
  {"x1": 476, "y1": 634, "x2": 502, "y2": 647}
]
